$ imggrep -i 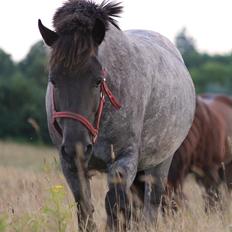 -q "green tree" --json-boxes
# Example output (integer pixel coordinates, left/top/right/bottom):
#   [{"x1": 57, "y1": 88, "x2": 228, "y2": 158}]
[
  {"x1": 0, "y1": 41, "x2": 50, "y2": 143},
  {"x1": 18, "y1": 41, "x2": 48, "y2": 87},
  {"x1": 175, "y1": 28, "x2": 203, "y2": 69},
  {"x1": 0, "y1": 49, "x2": 16, "y2": 78},
  {"x1": 0, "y1": 74, "x2": 48, "y2": 142},
  {"x1": 175, "y1": 28, "x2": 232, "y2": 95},
  {"x1": 175, "y1": 28, "x2": 196, "y2": 55},
  {"x1": 190, "y1": 61, "x2": 232, "y2": 94}
]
